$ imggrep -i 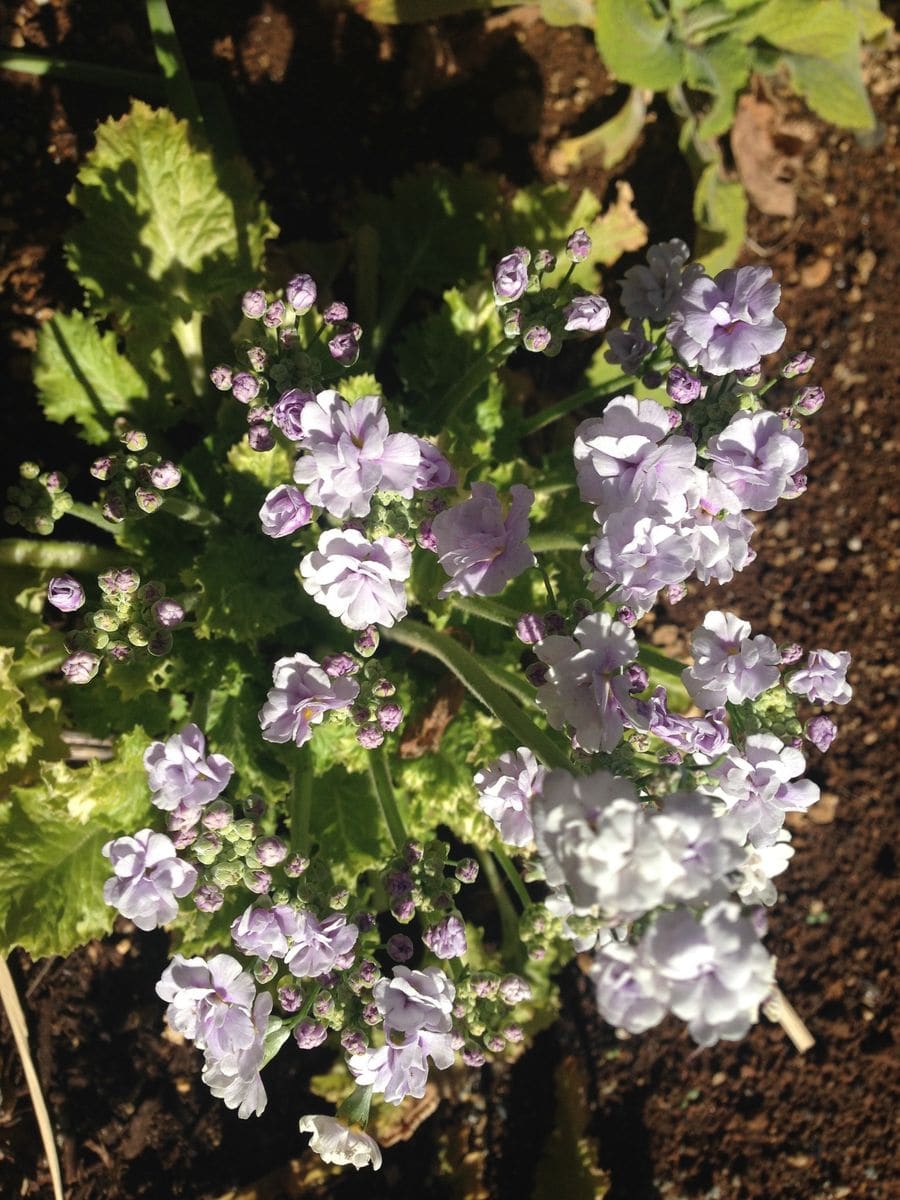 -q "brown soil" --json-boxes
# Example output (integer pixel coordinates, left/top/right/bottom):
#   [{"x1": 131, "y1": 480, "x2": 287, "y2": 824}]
[{"x1": 1, "y1": 3, "x2": 898, "y2": 1198}]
